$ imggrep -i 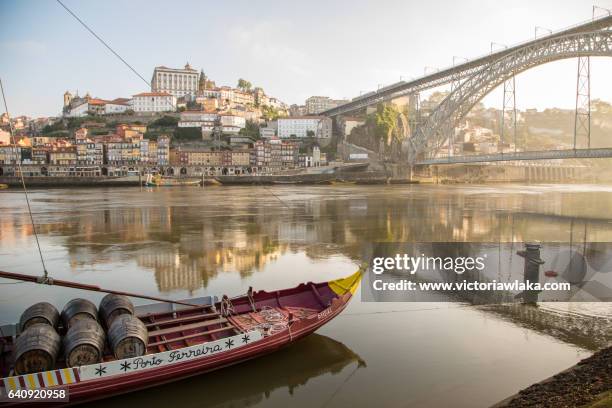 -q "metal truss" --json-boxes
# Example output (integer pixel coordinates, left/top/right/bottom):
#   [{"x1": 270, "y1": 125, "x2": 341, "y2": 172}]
[
  {"x1": 324, "y1": 16, "x2": 612, "y2": 118},
  {"x1": 501, "y1": 75, "x2": 517, "y2": 152},
  {"x1": 407, "y1": 93, "x2": 421, "y2": 136},
  {"x1": 408, "y1": 30, "x2": 612, "y2": 165},
  {"x1": 574, "y1": 56, "x2": 591, "y2": 148},
  {"x1": 416, "y1": 147, "x2": 612, "y2": 165}
]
